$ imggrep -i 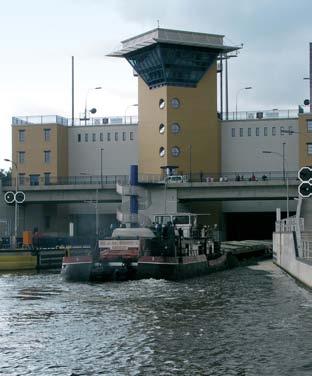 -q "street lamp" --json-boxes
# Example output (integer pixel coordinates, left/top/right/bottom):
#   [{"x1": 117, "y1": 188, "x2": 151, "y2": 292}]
[
  {"x1": 4, "y1": 158, "x2": 18, "y2": 248},
  {"x1": 82, "y1": 86, "x2": 102, "y2": 126},
  {"x1": 100, "y1": 148, "x2": 104, "y2": 188},
  {"x1": 81, "y1": 172, "x2": 99, "y2": 239},
  {"x1": 124, "y1": 104, "x2": 138, "y2": 124},
  {"x1": 235, "y1": 86, "x2": 252, "y2": 120},
  {"x1": 262, "y1": 147, "x2": 289, "y2": 218}
]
